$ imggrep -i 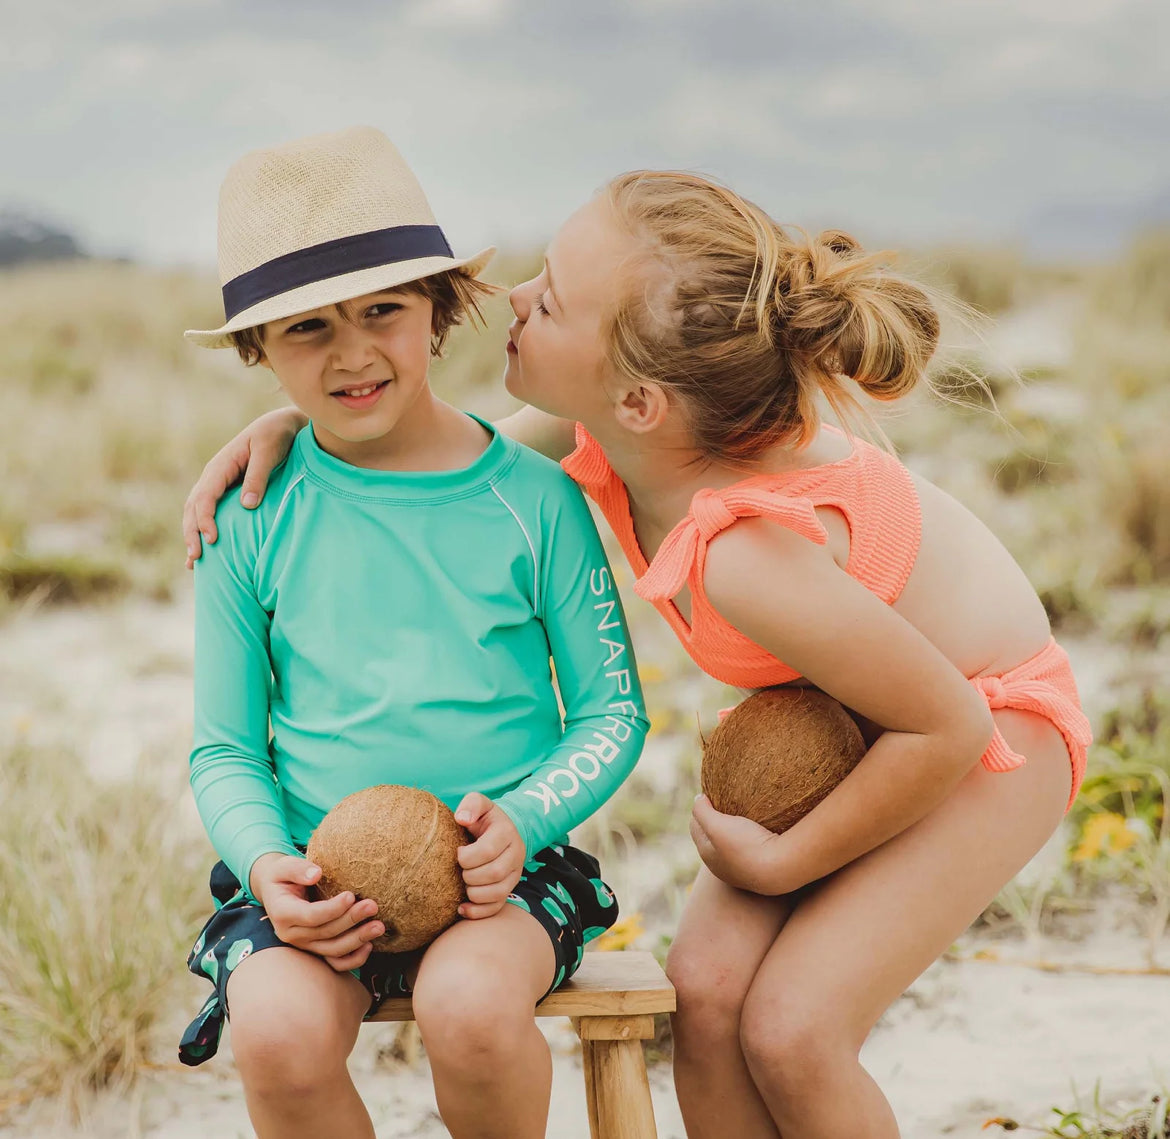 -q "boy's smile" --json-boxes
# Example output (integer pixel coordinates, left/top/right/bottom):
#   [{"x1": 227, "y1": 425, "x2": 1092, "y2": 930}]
[{"x1": 332, "y1": 378, "x2": 391, "y2": 410}]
